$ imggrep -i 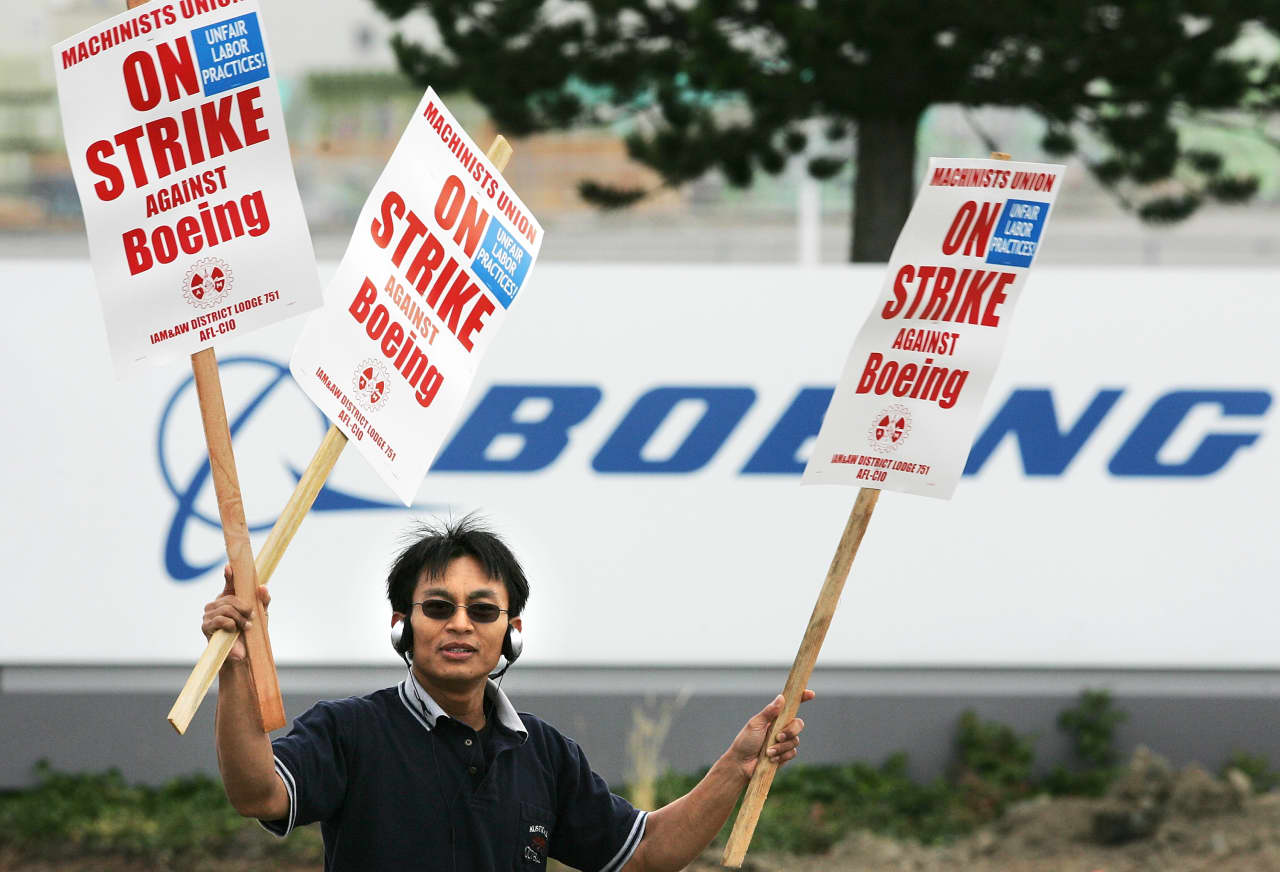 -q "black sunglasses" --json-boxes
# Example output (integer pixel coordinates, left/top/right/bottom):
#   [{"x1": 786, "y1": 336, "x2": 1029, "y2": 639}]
[{"x1": 412, "y1": 599, "x2": 508, "y2": 624}]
